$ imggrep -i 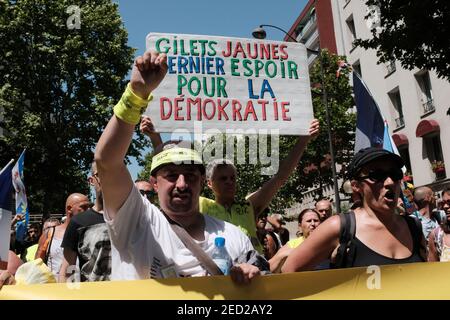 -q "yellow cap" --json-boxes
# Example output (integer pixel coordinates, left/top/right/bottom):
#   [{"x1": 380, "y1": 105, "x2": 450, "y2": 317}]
[{"x1": 150, "y1": 146, "x2": 204, "y2": 176}]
